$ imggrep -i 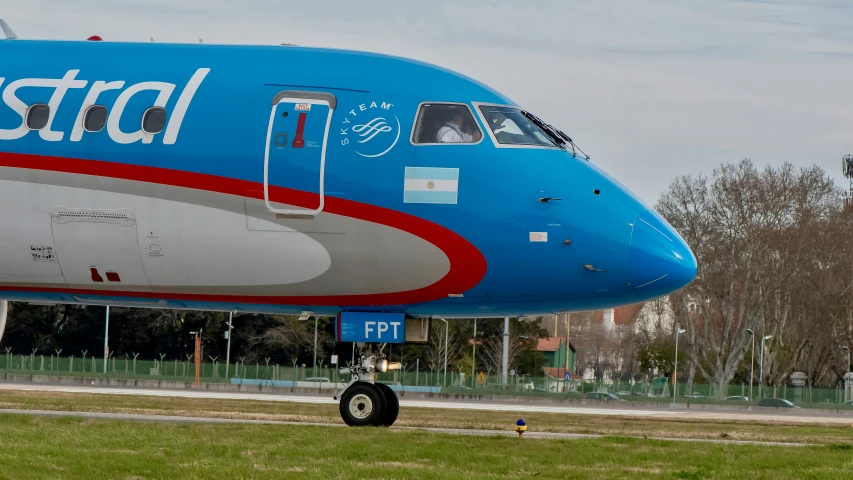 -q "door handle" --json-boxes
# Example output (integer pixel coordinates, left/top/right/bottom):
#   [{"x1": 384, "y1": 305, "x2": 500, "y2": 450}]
[
  {"x1": 274, "y1": 132, "x2": 288, "y2": 147},
  {"x1": 538, "y1": 197, "x2": 562, "y2": 203}
]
